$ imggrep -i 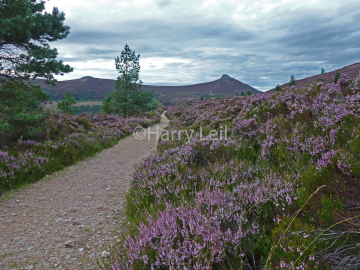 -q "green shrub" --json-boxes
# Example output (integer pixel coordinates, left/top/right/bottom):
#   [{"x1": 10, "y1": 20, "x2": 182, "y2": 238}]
[
  {"x1": 275, "y1": 84, "x2": 282, "y2": 91},
  {"x1": 317, "y1": 195, "x2": 344, "y2": 226},
  {"x1": 334, "y1": 72, "x2": 341, "y2": 83},
  {"x1": 76, "y1": 117, "x2": 92, "y2": 130}
]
